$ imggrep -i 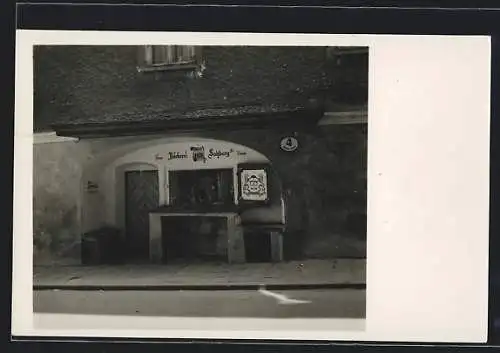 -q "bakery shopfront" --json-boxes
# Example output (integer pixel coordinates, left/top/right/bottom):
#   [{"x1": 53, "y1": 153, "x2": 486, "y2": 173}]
[{"x1": 81, "y1": 136, "x2": 287, "y2": 265}]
